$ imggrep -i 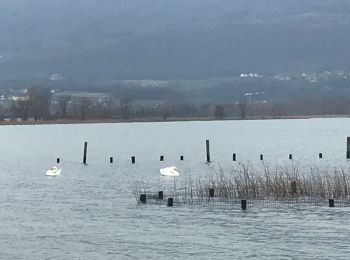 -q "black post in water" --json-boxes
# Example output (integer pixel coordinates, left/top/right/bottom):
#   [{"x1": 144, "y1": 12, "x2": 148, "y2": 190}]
[
  {"x1": 140, "y1": 194, "x2": 146, "y2": 204},
  {"x1": 347, "y1": 137, "x2": 350, "y2": 159},
  {"x1": 329, "y1": 199, "x2": 335, "y2": 208},
  {"x1": 180, "y1": 156, "x2": 184, "y2": 161},
  {"x1": 289, "y1": 154, "x2": 293, "y2": 160},
  {"x1": 131, "y1": 156, "x2": 136, "y2": 164},
  {"x1": 110, "y1": 157, "x2": 113, "y2": 163},
  {"x1": 56, "y1": 158, "x2": 60, "y2": 164},
  {"x1": 319, "y1": 153, "x2": 323, "y2": 159},
  {"x1": 83, "y1": 142, "x2": 88, "y2": 165},
  {"x1": 167, "y1": 197, "x2": 174, "y2": 207},
  {"x1": 206, "y1": 140, "x2": 211, "y2": 163},
  {"x1": 158, "y1": 191, "x2": 164, "y2": 200},
  {"x1": 160, "y1": 156, "x2": 164, "y2": 161},
  {"x1": 241, "y1": 199, "x2": 247, "y2": 210},
  {"x1": 209, "y1": 188, "x2": 215, "y2": 198},
  {"x1": 233, "y1": 153, "x2": 236, "y2": 161},
  {"x1": 260, "y1": 154, "x2": 264, "y2": 161}
]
